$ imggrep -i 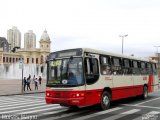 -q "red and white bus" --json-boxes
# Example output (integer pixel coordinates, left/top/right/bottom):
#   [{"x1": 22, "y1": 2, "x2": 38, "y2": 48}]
[{"x1": 45, "y1": 48, "x2": 159, "y2": 110}]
